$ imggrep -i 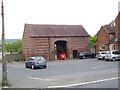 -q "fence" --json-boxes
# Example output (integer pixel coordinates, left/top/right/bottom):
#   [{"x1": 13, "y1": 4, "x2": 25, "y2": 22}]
[{"x1": 5, "y1": 54, "x2": 24, "y2": 62}]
